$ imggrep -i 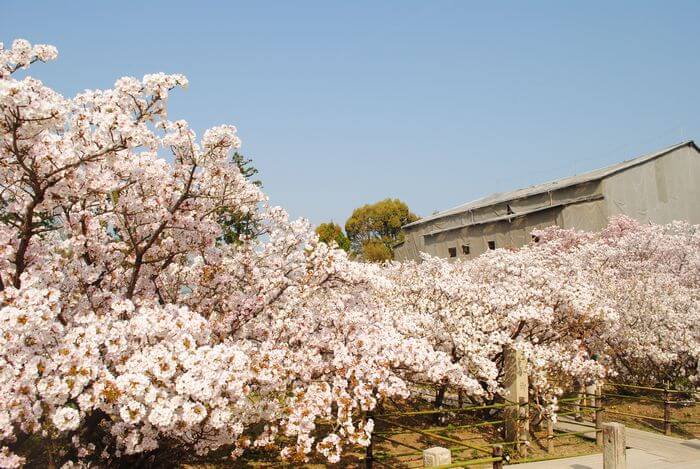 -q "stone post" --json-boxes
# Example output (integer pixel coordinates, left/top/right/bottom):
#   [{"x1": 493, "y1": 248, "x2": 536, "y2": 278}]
[
  {"x1": 603, "y1": 422, "x2": 626, "y2": 469},
  {"x1": 503, "y1": 346, "x2": 528, "y2": 450},
  {"x1": 423, "y1": 447, "x2": 451, "y2": 467}
]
